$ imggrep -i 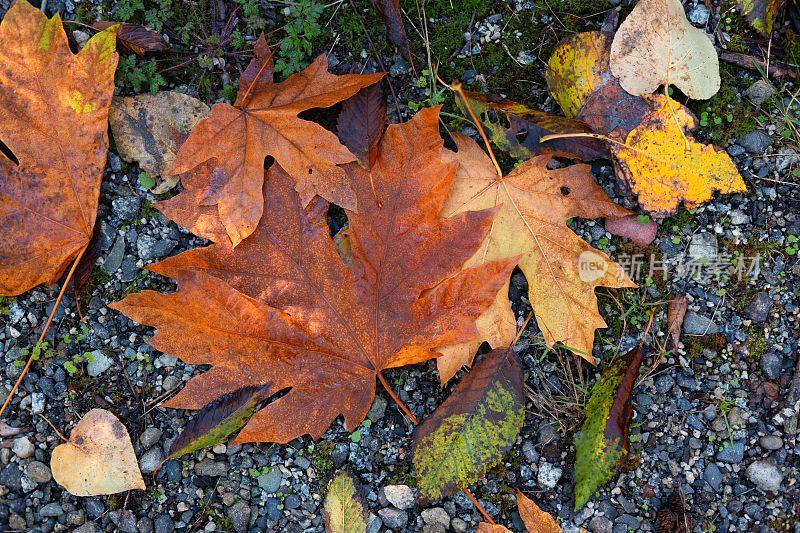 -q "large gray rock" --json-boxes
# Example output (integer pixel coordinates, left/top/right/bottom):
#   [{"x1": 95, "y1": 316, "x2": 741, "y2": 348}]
[
  {"x1": 745, "y1": 291, "x2": 773, "y2": 323},
  {"x1": 746, "y1": 460, "x2": 783, "y2": 491},
  {"x1": 683, "y1": 311, "x2": 719, "y2": 335}
]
